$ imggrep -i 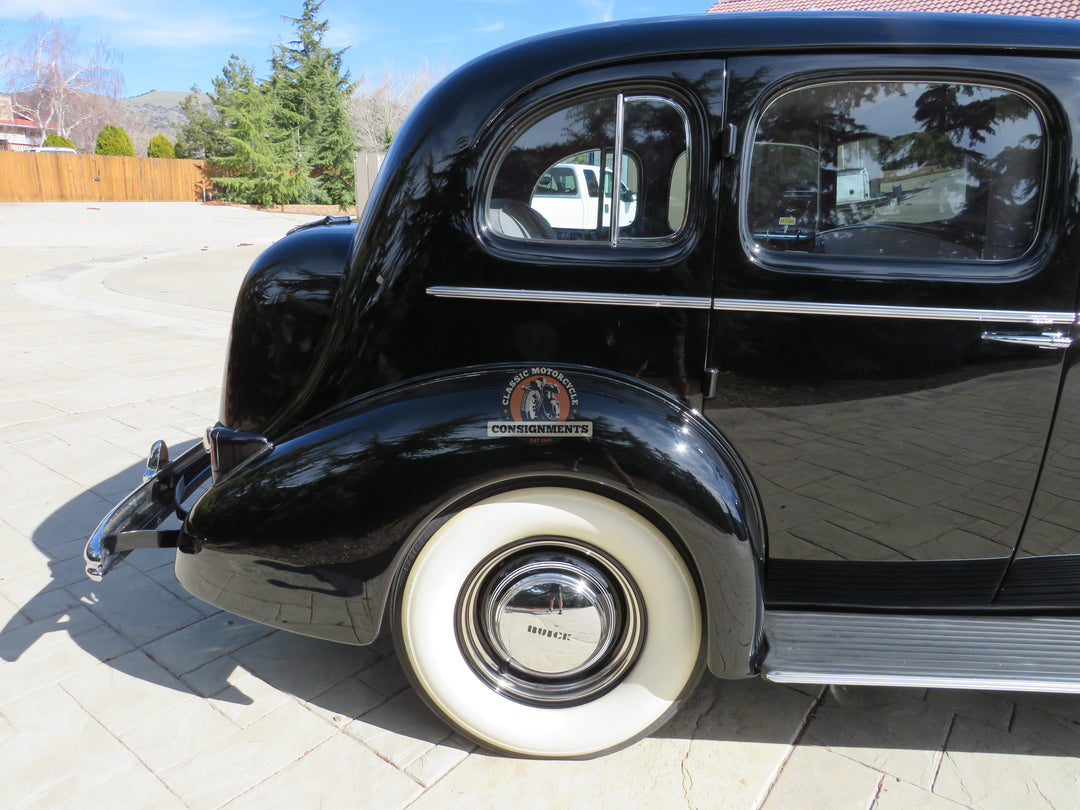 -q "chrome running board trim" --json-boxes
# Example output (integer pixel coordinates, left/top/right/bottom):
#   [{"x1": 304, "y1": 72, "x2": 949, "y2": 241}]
[
  {"x1": 766, "y1": 671, "x2": 1080, "y2": 694},
  {"x1": 763, "y1": 610, "x2": 1080, "y2": 693},
  {"x1": 427, "y1": 286, "x2": 1076, "y2": 325}
]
